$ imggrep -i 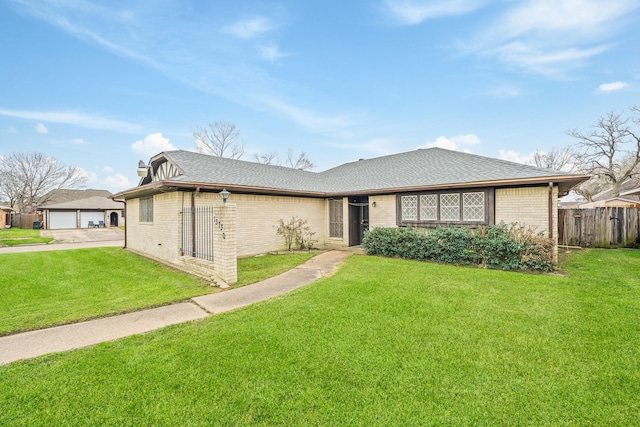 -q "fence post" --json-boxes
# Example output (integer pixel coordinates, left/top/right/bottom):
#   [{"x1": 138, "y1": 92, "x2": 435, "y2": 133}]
[{"x1": 213, "y1": 203, "x2": 237, "y2": 285}]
